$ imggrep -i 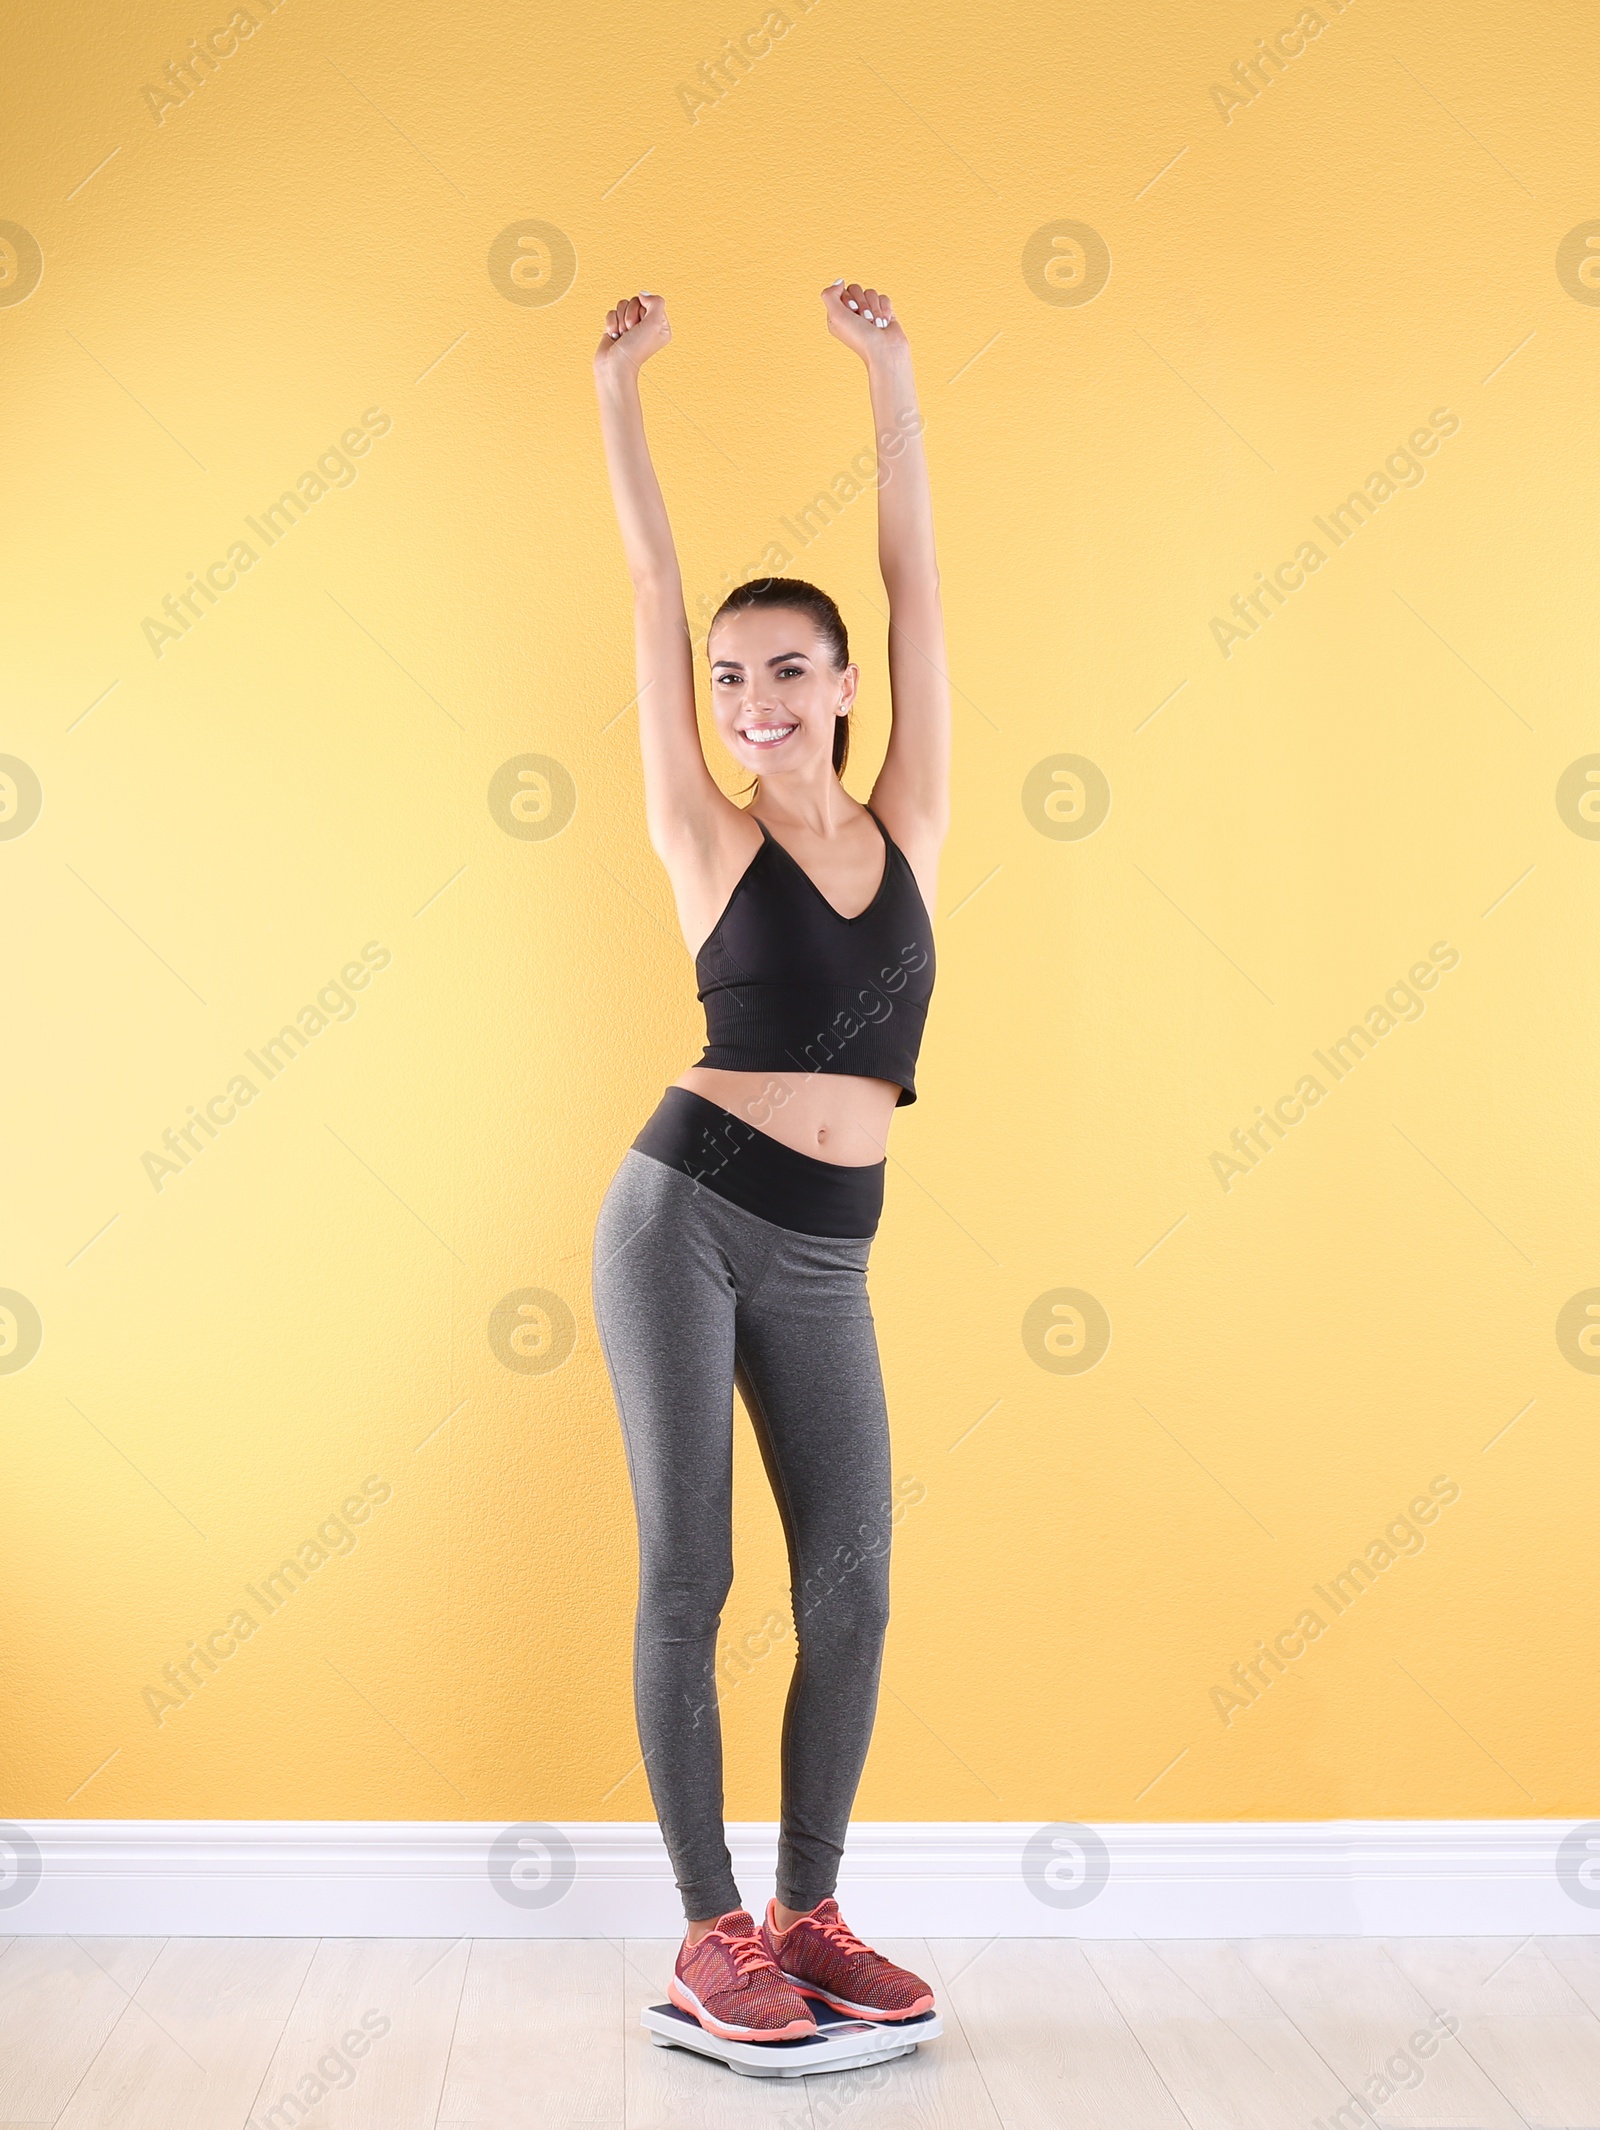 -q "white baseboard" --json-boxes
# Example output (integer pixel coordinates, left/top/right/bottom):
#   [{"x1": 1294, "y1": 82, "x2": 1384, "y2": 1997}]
[{"x1": 3, "y1": 1820, "x2": 1596, "y2": 1938}]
